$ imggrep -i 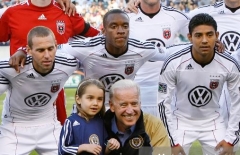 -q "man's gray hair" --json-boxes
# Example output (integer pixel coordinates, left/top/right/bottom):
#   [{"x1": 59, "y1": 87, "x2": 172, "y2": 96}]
[{"x1": 109, "y1": 79, "x2": 140, "y2": 100}]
